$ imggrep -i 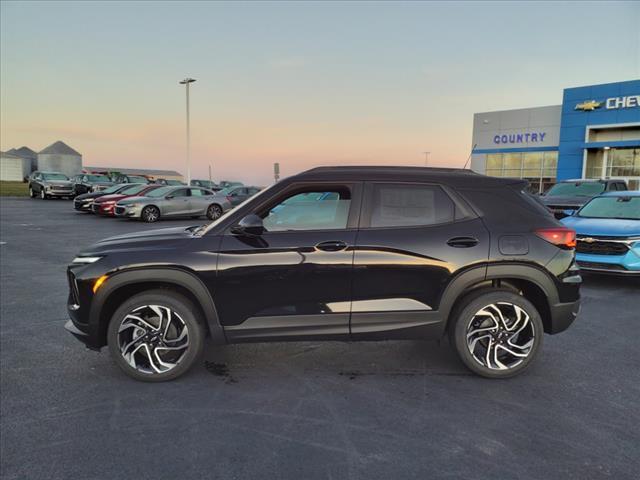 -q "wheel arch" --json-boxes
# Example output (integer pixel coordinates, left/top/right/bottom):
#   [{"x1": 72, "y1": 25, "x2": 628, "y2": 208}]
[
  {"x1": 439, "y1": 263, "x2": 558, "y2": 334},
  {"x1": 89, "y1": 267, "x2": 226, "y2": 348}
]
